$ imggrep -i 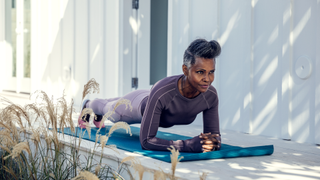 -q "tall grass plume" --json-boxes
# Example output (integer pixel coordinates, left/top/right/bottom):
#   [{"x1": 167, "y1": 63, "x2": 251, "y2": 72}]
[
  {"x1": 0, "y1": 79, "x2": 209, "y2": 180},
  {"x1": 4, "y1": 141, "x2": 31, "y2": 160},
  {"x1": 72, "y1": 170, "x2": 99, "y2": 180},
  {"x1": 168, "y1": 145, "x2": 183, "y2": 180},
  {"x1": 82, "y1": 78, "x2": 100, "y2": 101}
]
